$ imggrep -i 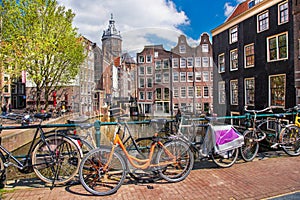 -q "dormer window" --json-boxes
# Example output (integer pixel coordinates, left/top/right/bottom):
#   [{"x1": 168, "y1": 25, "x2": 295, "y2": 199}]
[{"x1": 179, "y1": 45, "x2": 186, "y2": 53}]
